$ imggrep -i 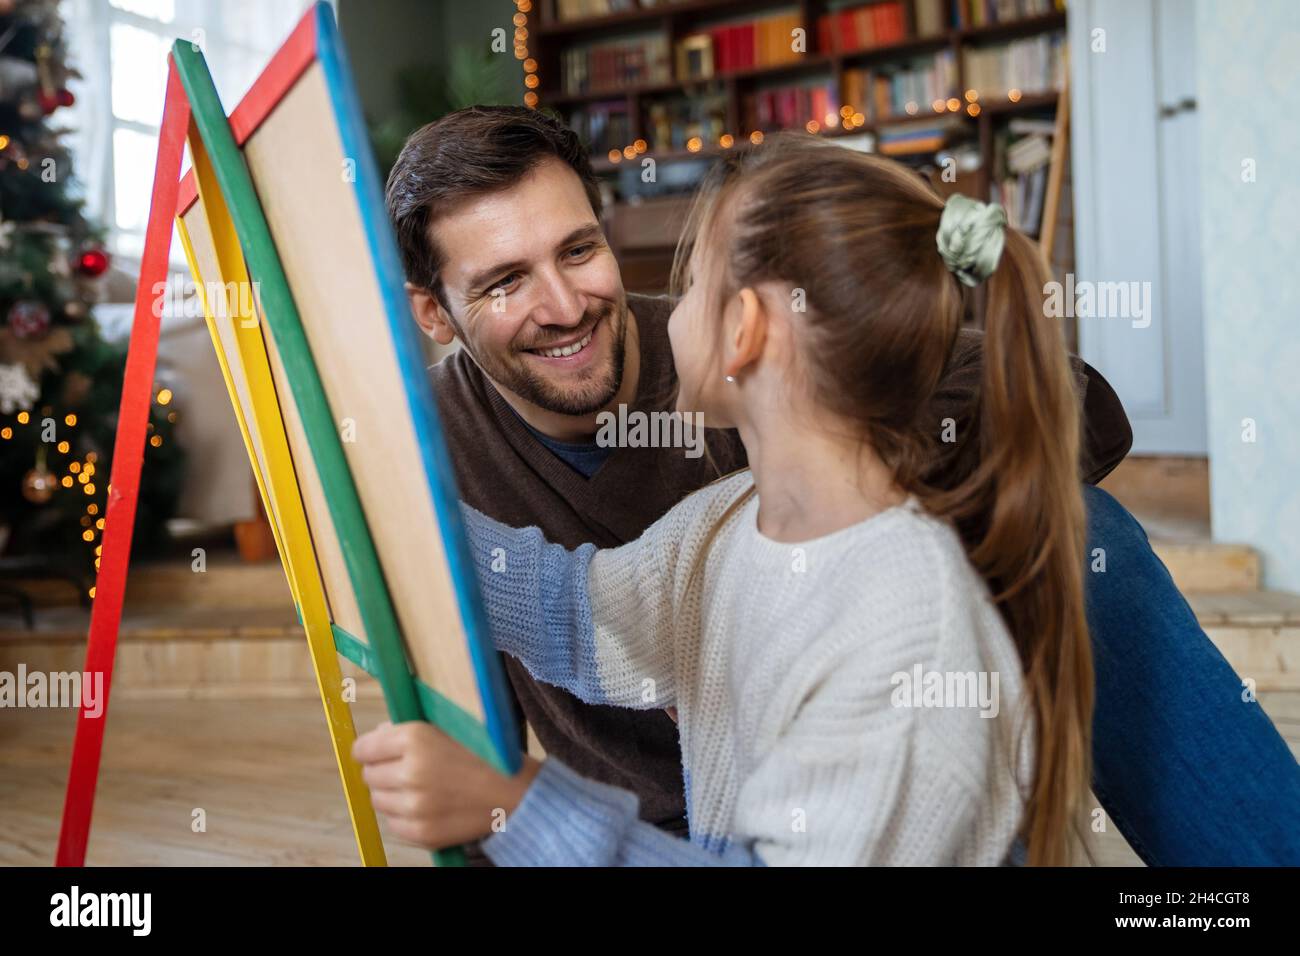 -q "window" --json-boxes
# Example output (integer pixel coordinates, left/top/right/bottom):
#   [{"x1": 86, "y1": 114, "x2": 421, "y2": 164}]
[{"x1": 62, "y1": 0, "x2": 322, "y2": 264}]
